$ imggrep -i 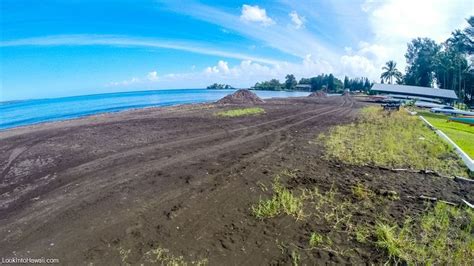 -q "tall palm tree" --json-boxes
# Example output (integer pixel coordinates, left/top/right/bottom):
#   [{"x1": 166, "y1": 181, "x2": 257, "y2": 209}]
[{"x1": 380, "y1": 61, "x2": 403, "y2": 84}]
